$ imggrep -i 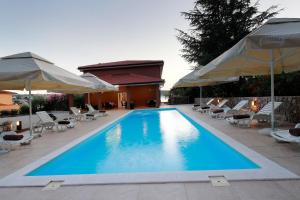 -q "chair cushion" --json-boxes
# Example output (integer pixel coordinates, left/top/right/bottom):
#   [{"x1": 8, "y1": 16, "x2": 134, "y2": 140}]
[
  {"x1": 86, "y1": 114, "x2": 94, "y2": 117},
  {"x1": 99, "y1": 110, "x2": 106, "y2": 113},
  {"x1": 212, "y1": 109, "x2": 224, "y2": 114},
  {"x1": 193, "y1": 104, "x2": 200, "y2": 107},
  {"x1": 201, "y1": 106, "x2": 210, "y2": 109},
  {"x1": 48, "y1": 113, "x2": 57, "y2": 121},
  {"x1": 58, "y1": 121, "x2": 71, "y2": 125},
  {"x1": 289, "y1": 128, "x2": 300, "y2": 136},
  {"x1": 3, "y1": 134, "x2": 24, "y2": 141},
  {"x1": 233, "y1": 114, "x2": 251, "y2": 119}
]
